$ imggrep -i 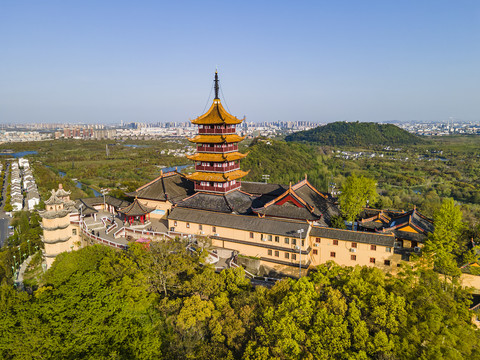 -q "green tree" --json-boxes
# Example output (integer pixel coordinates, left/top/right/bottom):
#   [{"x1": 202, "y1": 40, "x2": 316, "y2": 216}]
[
  {"x1": 424, "y1": 198, "x2": 464, "y2": 281},
  {"x1": 339, "y1": 174, "x2": 378, "y2": 223}
]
